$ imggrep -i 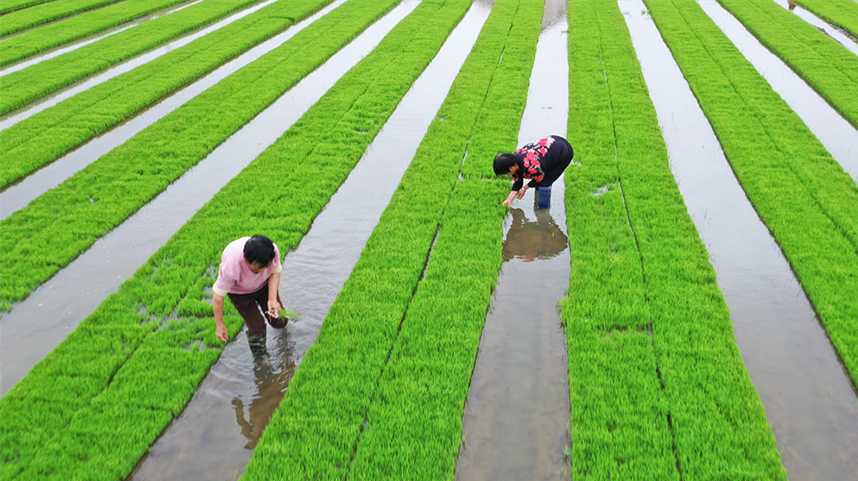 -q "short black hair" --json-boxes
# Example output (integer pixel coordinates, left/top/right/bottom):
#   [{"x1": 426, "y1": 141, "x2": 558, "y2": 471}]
[
  {"x1": 493, "y1": 152, "x2": 518, "y2": 176},
  {"x1": 243, "y1": 235, "x2": 276, "y2": 266}
]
